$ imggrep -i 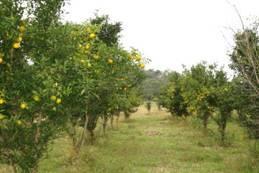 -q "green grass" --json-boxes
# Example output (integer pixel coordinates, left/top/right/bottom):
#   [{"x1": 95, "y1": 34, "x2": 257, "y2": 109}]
[{"x1": 1, "y1": 105, "x2": 258, "y2": 173}]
